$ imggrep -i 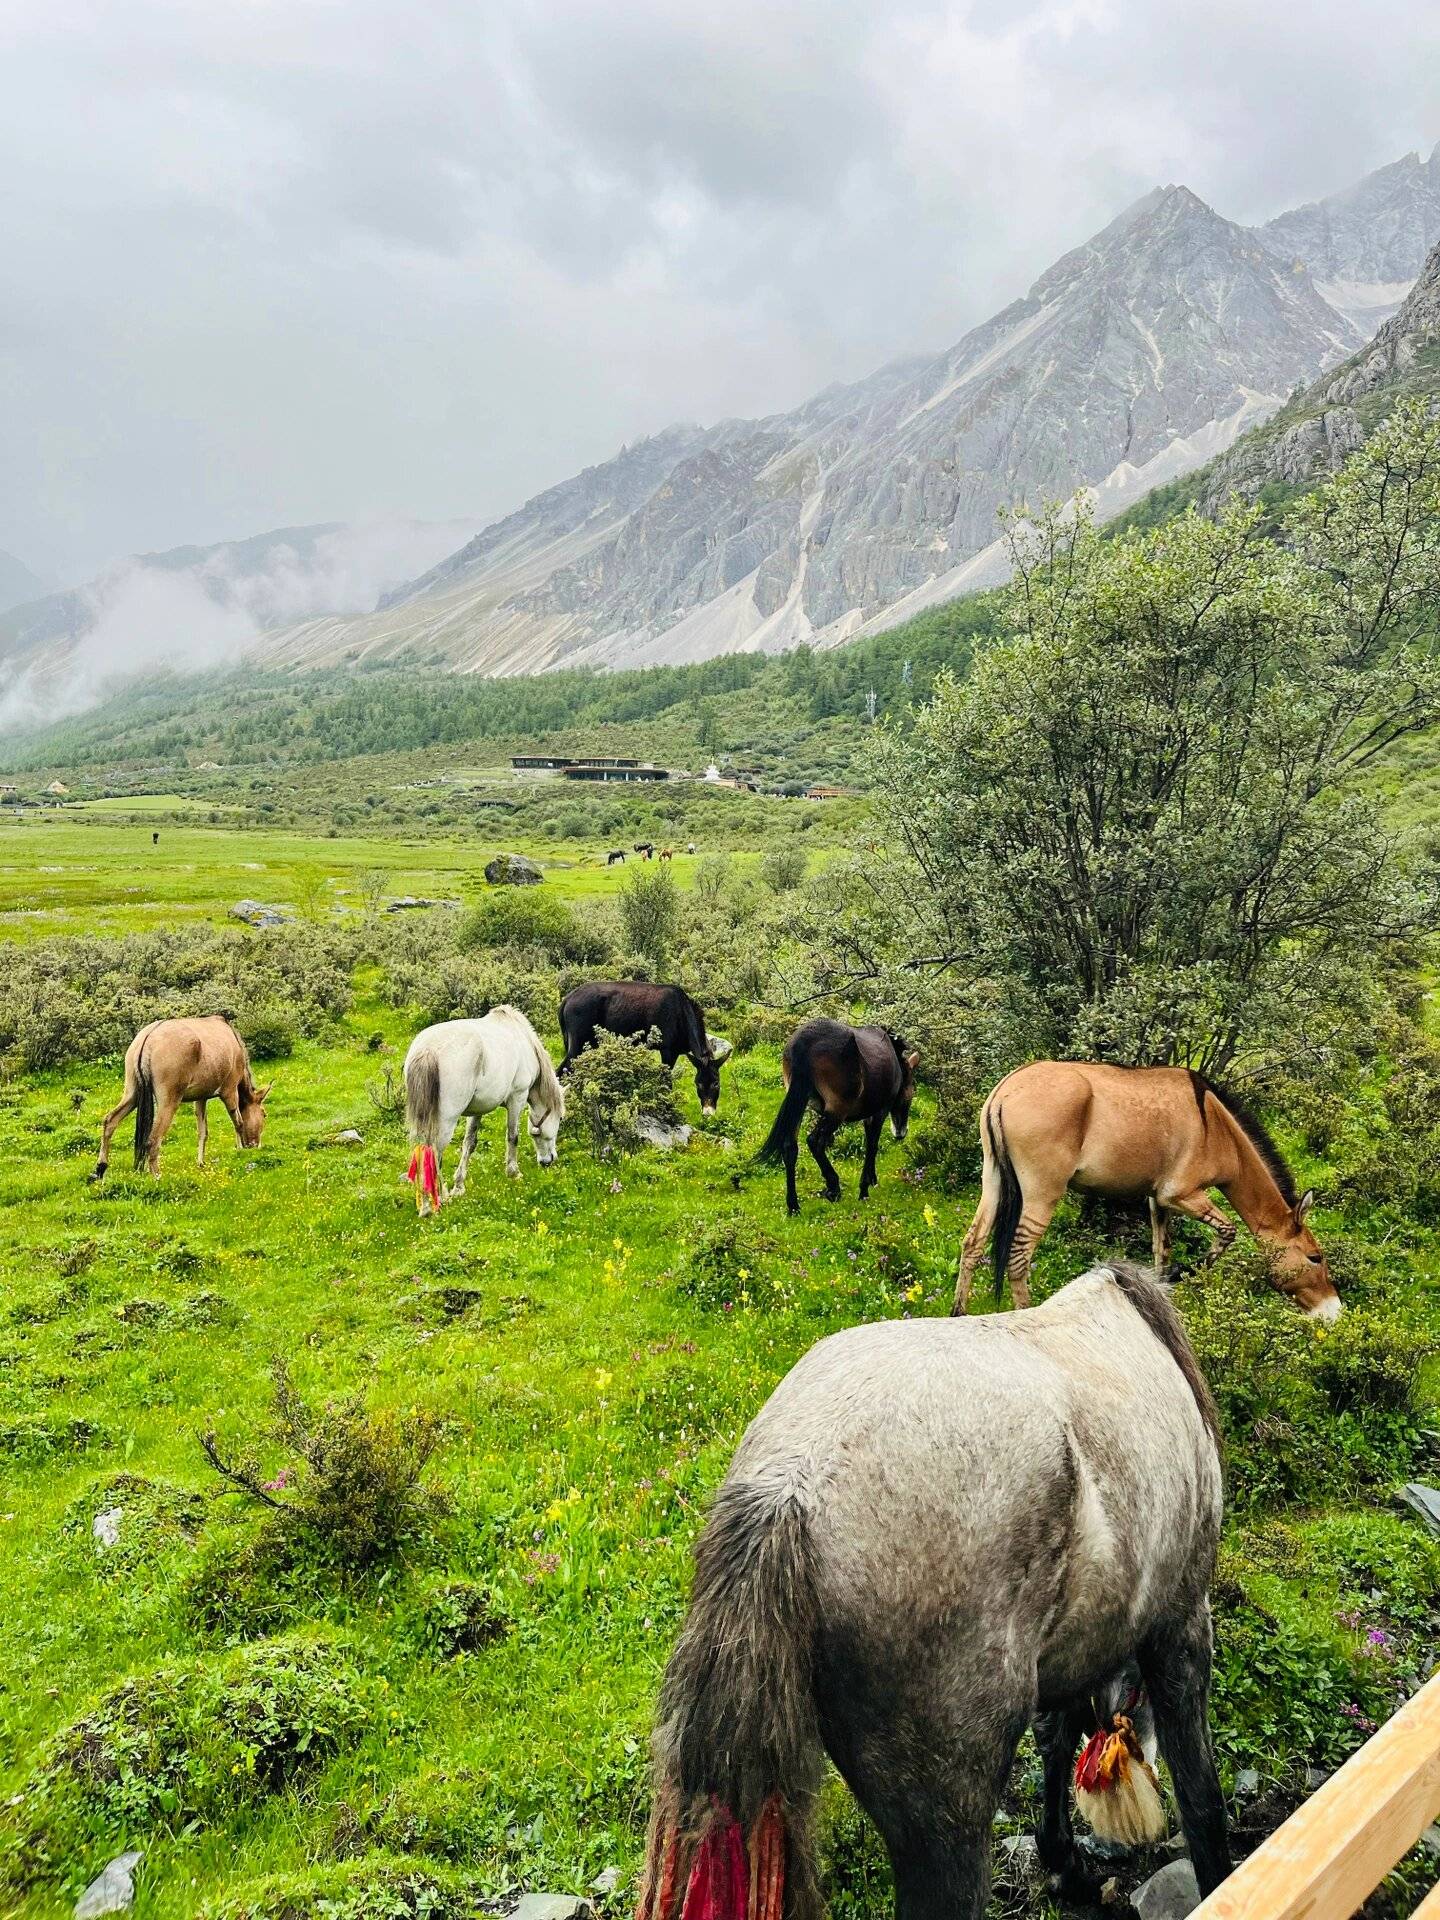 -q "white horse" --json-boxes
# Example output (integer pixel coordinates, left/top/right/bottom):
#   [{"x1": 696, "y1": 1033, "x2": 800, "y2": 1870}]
[{"x1": 403, "y1": 1006, "x2": 565, "y2": 1214}]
